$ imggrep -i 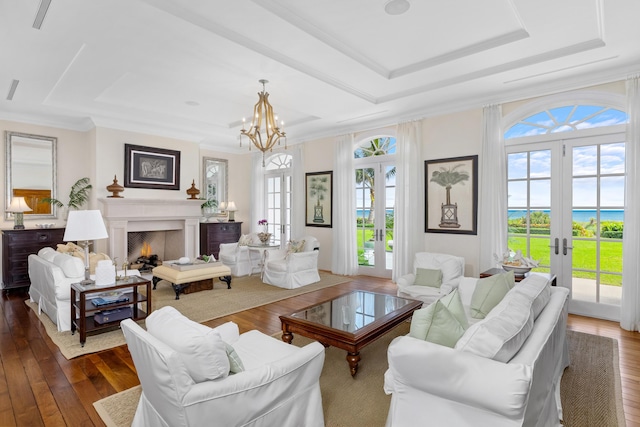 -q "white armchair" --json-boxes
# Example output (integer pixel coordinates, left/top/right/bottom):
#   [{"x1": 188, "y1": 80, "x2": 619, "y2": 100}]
[
  {"x1": 121, "y1": 307, "x2": 326, "y2": 427},
  {"x1": 218, "y1": 233, "x2": 261, "y2": 276},
  {"x1": 396, "y1": 252, "x2": 465, "y2": 305},
  {"x1": 262, "y1": 236, "x2": 320, "y2": 289}
]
